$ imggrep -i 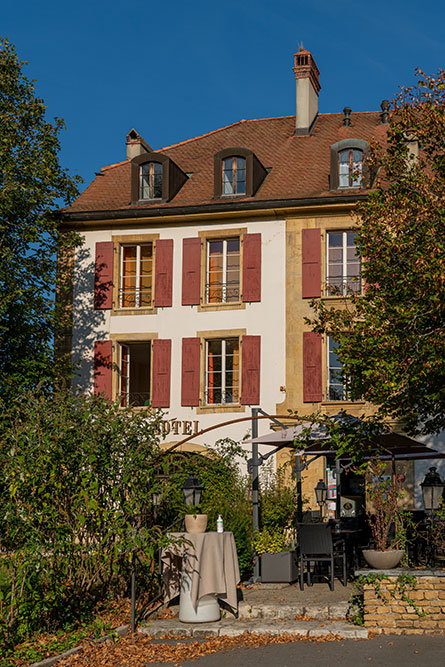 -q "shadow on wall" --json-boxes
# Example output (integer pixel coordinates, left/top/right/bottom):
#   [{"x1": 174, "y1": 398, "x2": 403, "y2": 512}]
[{"x1": 70, "y1": 245, "x2": 109, "y2": 393}]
